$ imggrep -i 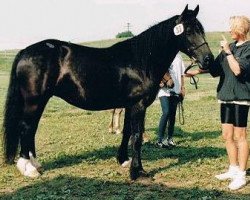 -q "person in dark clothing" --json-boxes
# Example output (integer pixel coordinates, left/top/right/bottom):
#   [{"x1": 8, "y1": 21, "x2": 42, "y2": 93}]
[{"x1": 187, "y1": 16, "x2": 250, "y2": 190}]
